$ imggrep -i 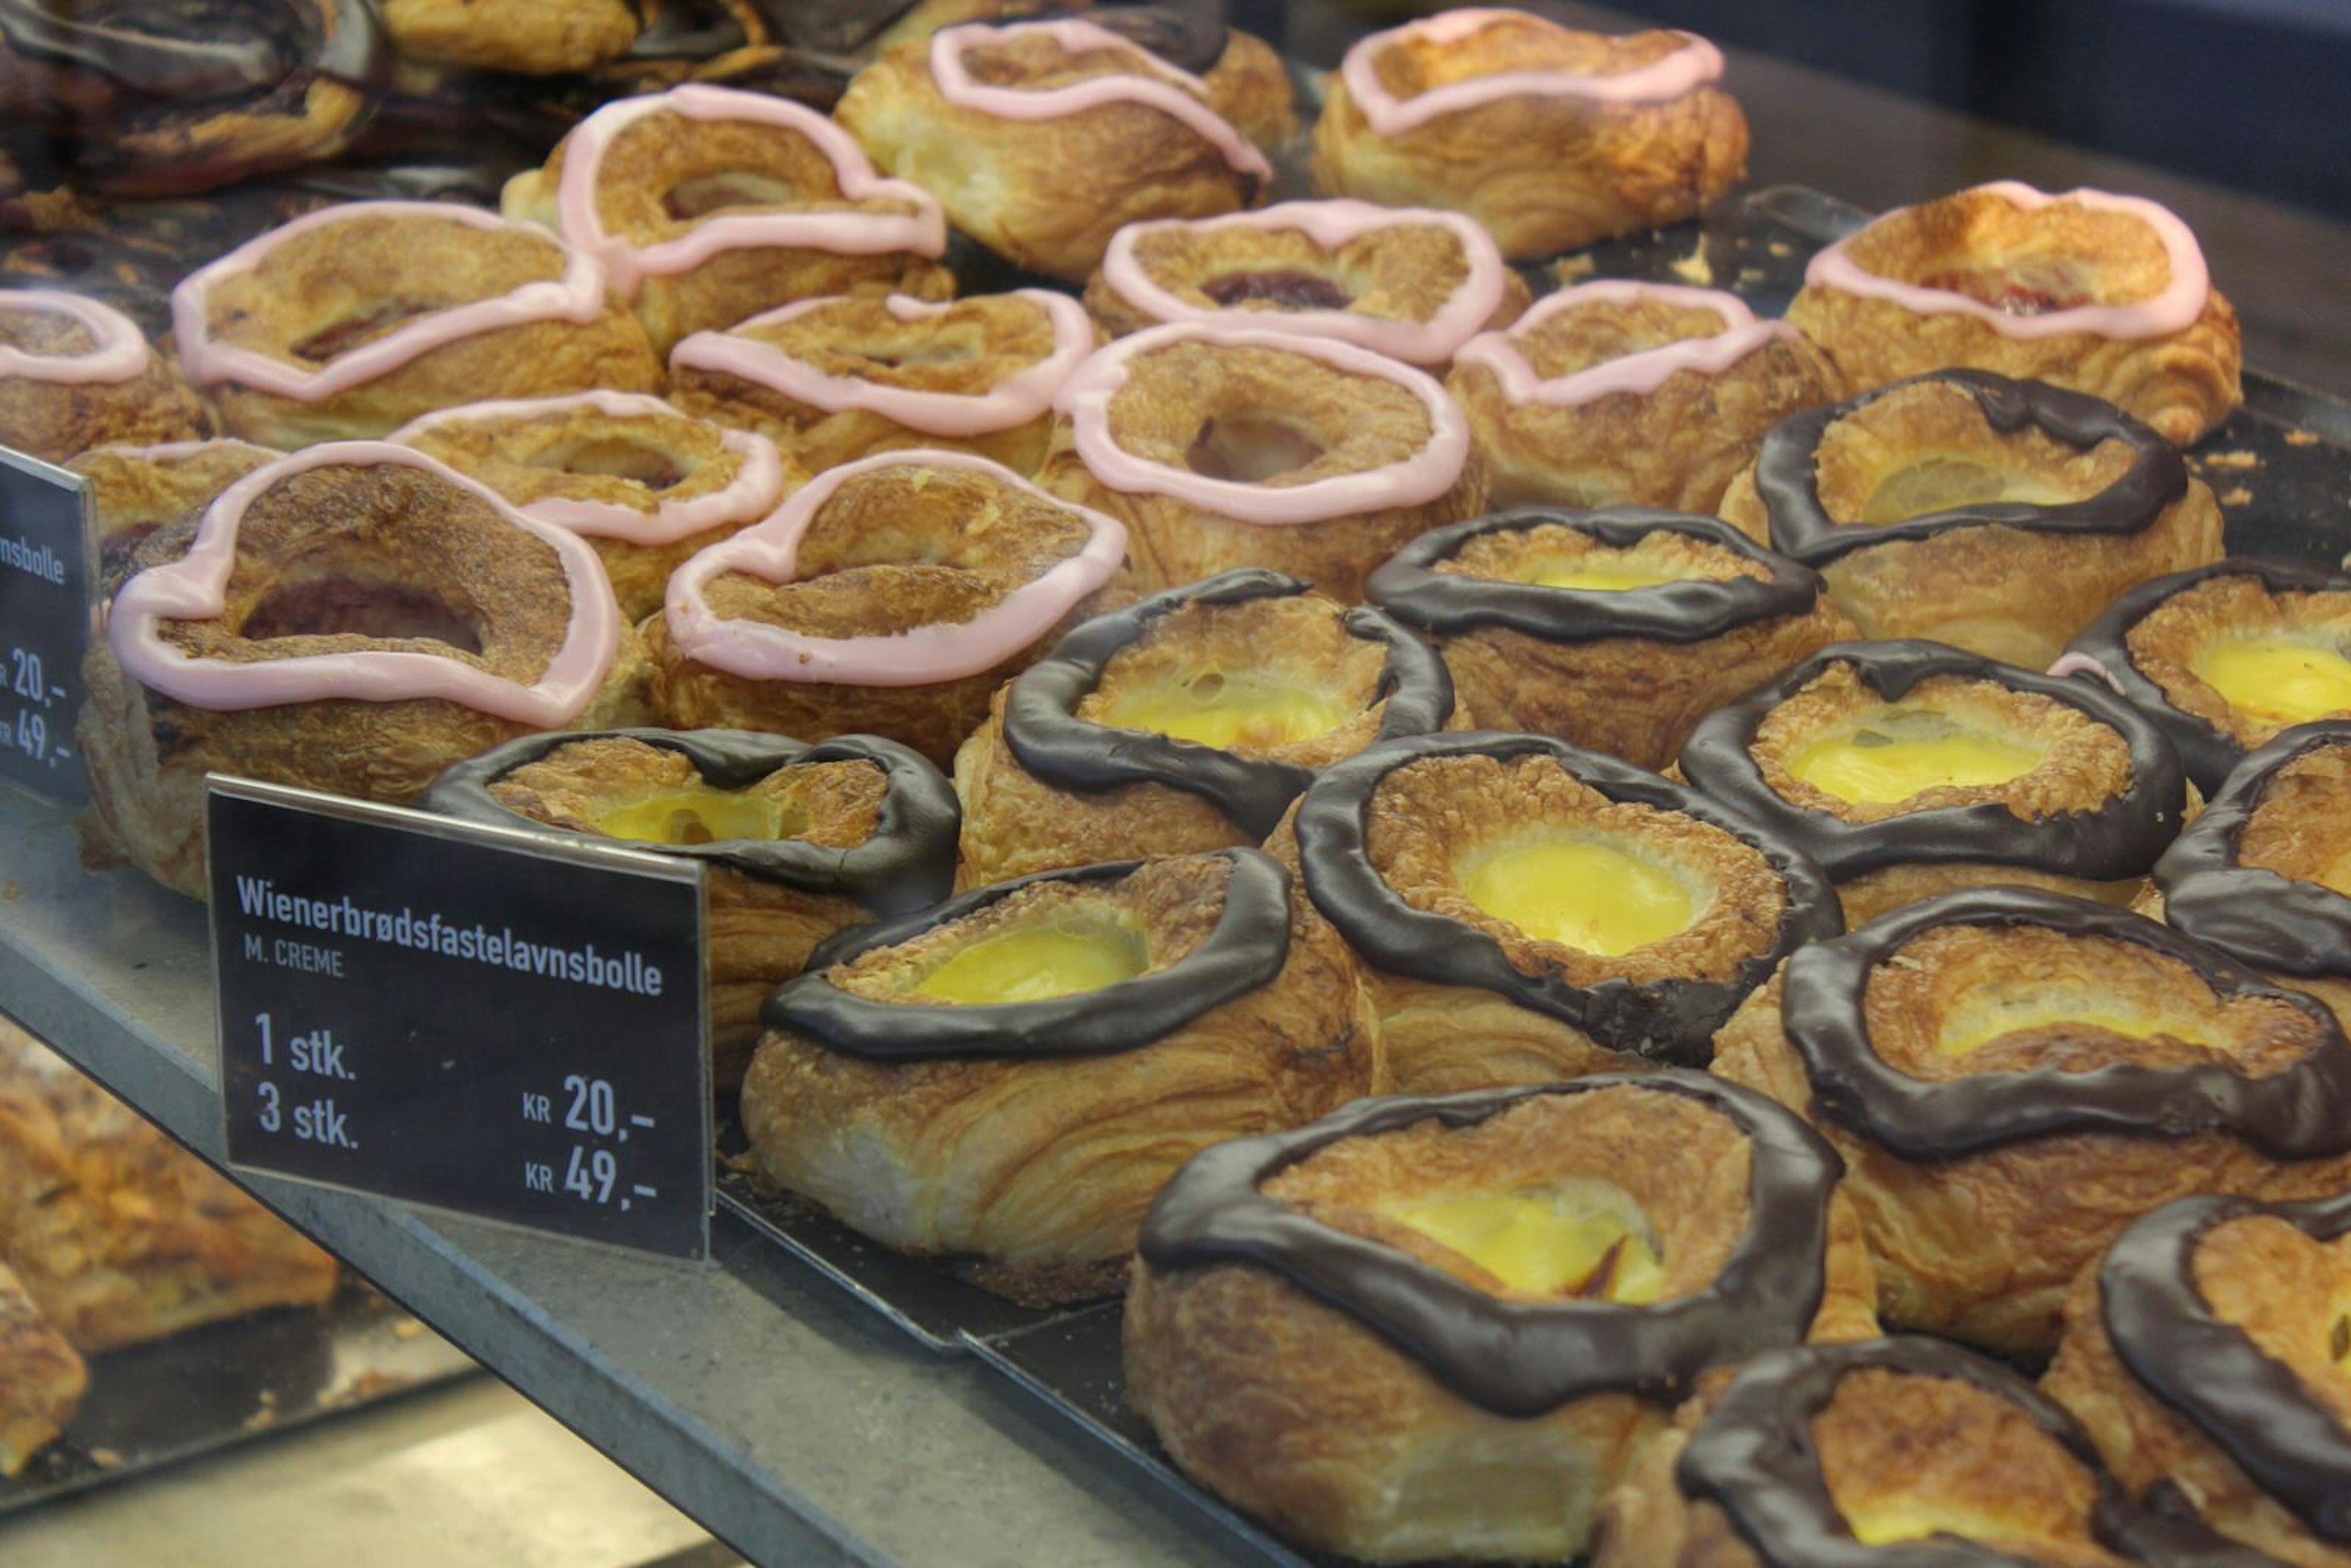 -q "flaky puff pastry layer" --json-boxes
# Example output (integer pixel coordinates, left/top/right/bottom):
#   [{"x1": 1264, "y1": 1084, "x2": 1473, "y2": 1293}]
[
  {"x1": 1126, "y1": 1081, "x2": 1878, "y2": 1565},
  {"x1": 1310, "y1": 12, "x2": 1747, "y2": 260},
  {"x1": 1788, "y1": 184, "x2": 2242, "y2": 445},
  {"x1": 741, "y1": 852, "x2": 1380, "y2": 1306},
  {"x1": 1718, "y1": 375, "x2": 2224, "y2": 669},
  {"x1": 0, "y1": 302, "x2": 211, "y2": 465},
  {"x1": 0, "y1": 1259, "x2": 82, "y2": 1478},
  {"x1": 1712, "y1": 904, "x2": 2351, "y2": 1359},
  {"x1": 838, "y1": 22, "x2": 1267, "y2": 283},
  {"x1": 380, "y1": 0, "x2": 639, "y2": 73},
  {"x1": 71, "y1": 439, "x2": 278, "y2": 588}
]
